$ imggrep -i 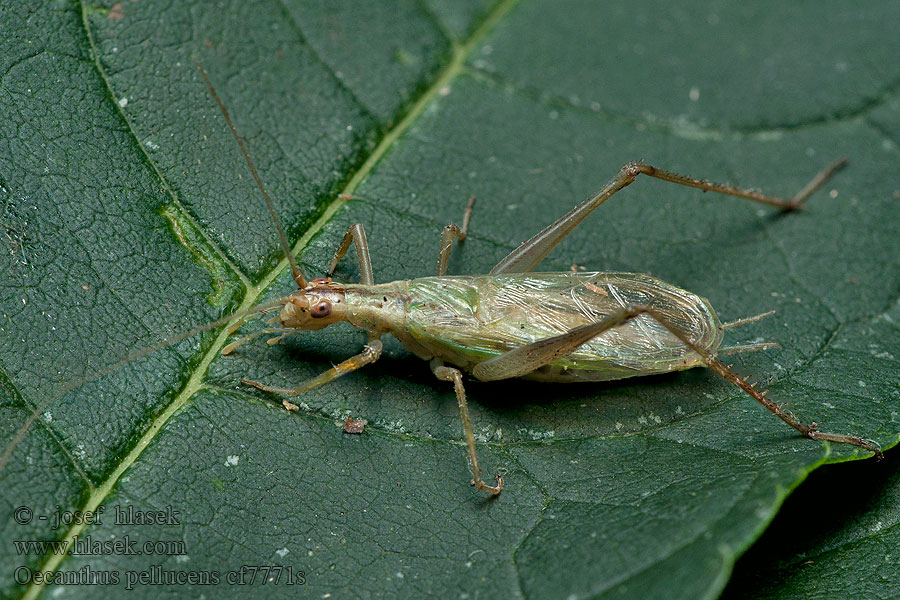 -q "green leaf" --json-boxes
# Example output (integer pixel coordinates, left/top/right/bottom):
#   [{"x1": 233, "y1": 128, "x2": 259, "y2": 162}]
[{"x1": 2, "y1": 1, "x2": 898, "y2": 599}]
